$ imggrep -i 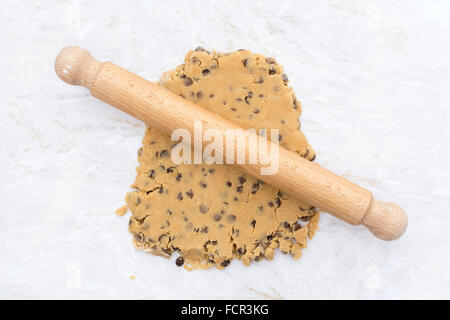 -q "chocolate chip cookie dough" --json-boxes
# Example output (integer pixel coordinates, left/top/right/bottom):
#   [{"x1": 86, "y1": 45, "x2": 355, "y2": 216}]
[{"x1": 124, "y1": 48, "x2": 319, "y2": 270}]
